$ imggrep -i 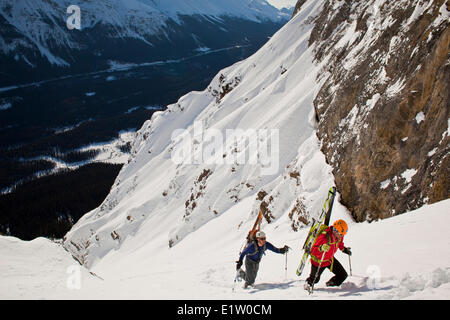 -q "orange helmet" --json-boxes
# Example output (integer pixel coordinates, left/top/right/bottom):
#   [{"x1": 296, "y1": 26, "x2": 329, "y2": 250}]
[{"x1": 332, "y1": 219, "x2": 348, "y2": 236}]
